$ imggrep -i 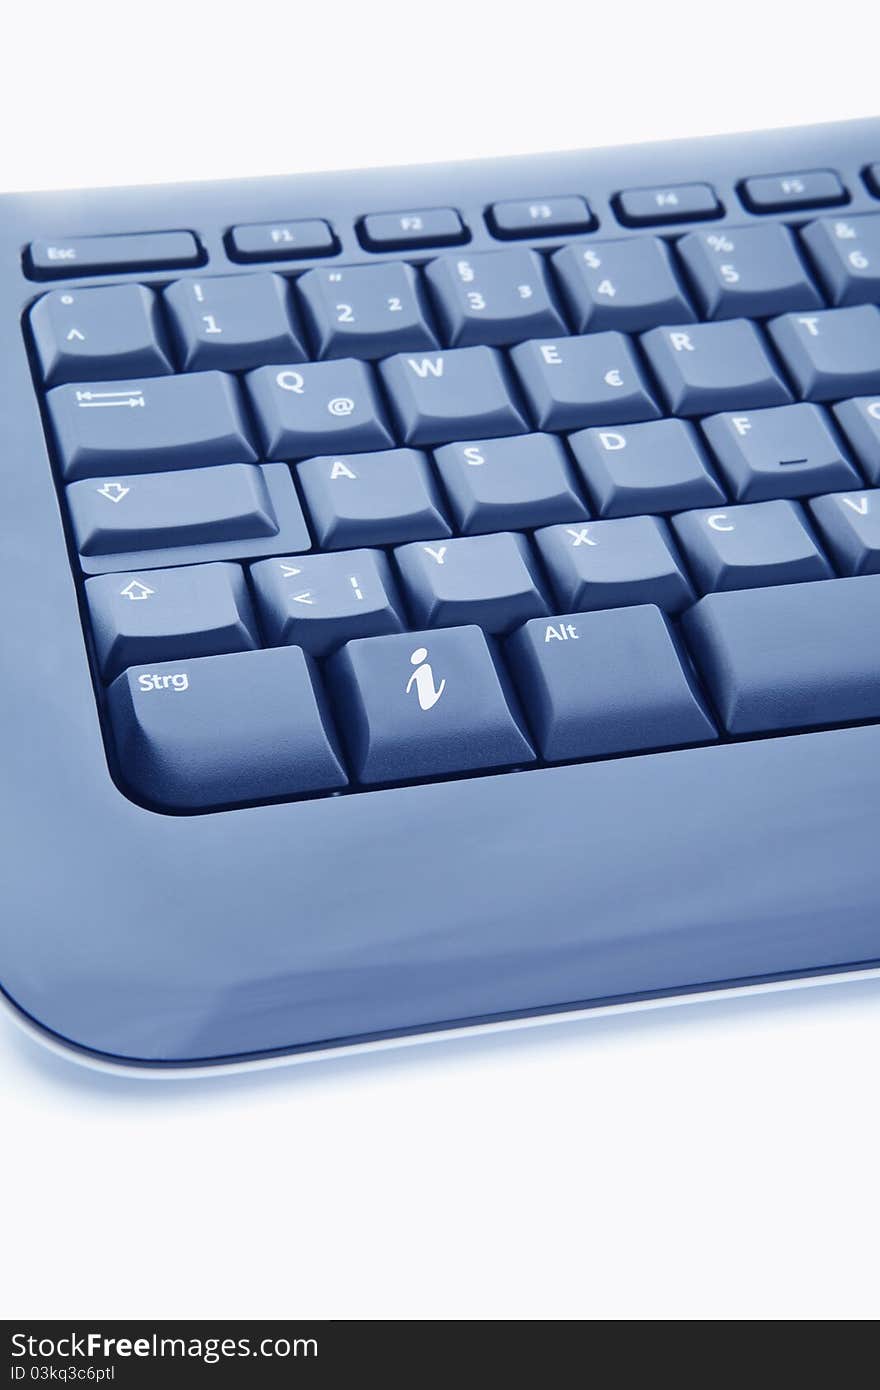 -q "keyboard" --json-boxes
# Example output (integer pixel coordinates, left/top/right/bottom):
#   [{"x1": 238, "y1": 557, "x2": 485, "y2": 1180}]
[{"x1": 3, "y1": 118, "x2": 880, "y2": 1068}]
